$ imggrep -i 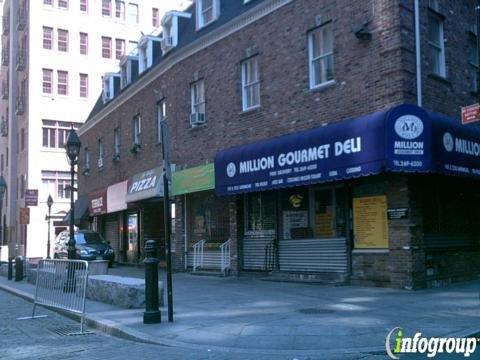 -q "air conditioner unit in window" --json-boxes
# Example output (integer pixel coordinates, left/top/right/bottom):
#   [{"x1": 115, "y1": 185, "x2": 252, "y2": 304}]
[
  {"x1": 97, "y1": 157, "x2": 104, "y2": 168},
  {"x1": 190, "y1": 112, "x2": 206, "y2": 127},
  {"x1": 161, "y1": 36, "x2": 173, "y2": 49}
]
